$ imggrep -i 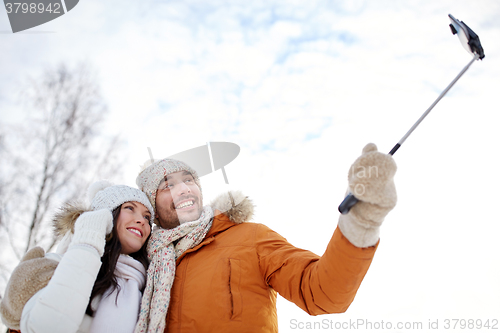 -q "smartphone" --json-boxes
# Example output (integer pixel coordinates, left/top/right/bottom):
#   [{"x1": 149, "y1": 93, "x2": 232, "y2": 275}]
[{"x1": 448, "y1": 14, "x2": 485, "y2": 59}]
